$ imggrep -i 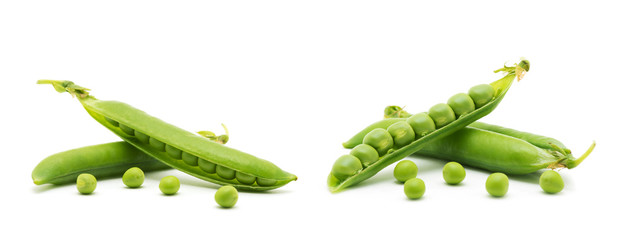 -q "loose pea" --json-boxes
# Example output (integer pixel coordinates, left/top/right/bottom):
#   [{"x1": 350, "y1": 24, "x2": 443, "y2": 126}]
[
  {"x1": 198, "y1": 158, "x2": 216, "y2": 173},
  {"x1": 406, "y1": 112, "x2": 436, "y2": 137},
  {"x1": 442, "y1": 162, "x2": 465, "y2": 185},
  {"x1": 403, "y1": 178, "x2": 425, "y2": 199},
  {"x1": 387, "y1": 121, "x2": 416, "y2": 148},
  {"x1": 393, "y1": 160, "x2": 418, "y2": 183},
  {"x1": 215, "y1": 185, "x2": 238, "y2": 208},
  {"x1": 331, "y1": 155, "x2": 363, "y2": 181},
  {"x1": 363, "y1": 128, "x2": 394, "y2": 156},
  {"x1": 122, "y1": 167, "x2": 144, "y2": 188},
  {"x1": 486, "y1": 172, "x2": 509, "y2": 197},
  {"x1": 447, "y1": 93, "x2": 475, "y2": 118},
  {"x1": 428, "y1": 103, "x2": 456, "y2": 128},
  {"x1": 216, "y1": 165, "x2": 236, "y2": 180},
  {"x1": 181, "y1": 152, "x2": 199, "y2": 166},
  {"x1": 236, "y1": 171, "x2": 256, "y2": 185},
  {"x1": 256, "y1": 177, "x2": 277, "y2": 186},
  {"x1": 165, "y1": 145, "x2": 182, "y2": 159},
  {"x1": 159, "y1": 176, "x2": 180, "y2": 195},
  {"x1": 76, "y1": 173, "x2": 97, "y2": 194},
  {"x1": 539, "y1": 170, "x2": 564, "y2": 194},
  {"x1": 468, "y1": 84, "x2": 495, "y2": 108},
  {"x1": 350, "y1": 144, "x2": 379, "y2": 167},
  {"x1": 149, "y1": 138, "x2": 166, "y2": 151}
]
